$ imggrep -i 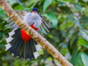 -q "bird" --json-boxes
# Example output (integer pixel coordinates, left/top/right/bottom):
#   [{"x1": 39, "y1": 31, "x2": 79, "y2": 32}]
[{"x1": 5, "y1": 8, "x2": 50, "y2": 60}]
